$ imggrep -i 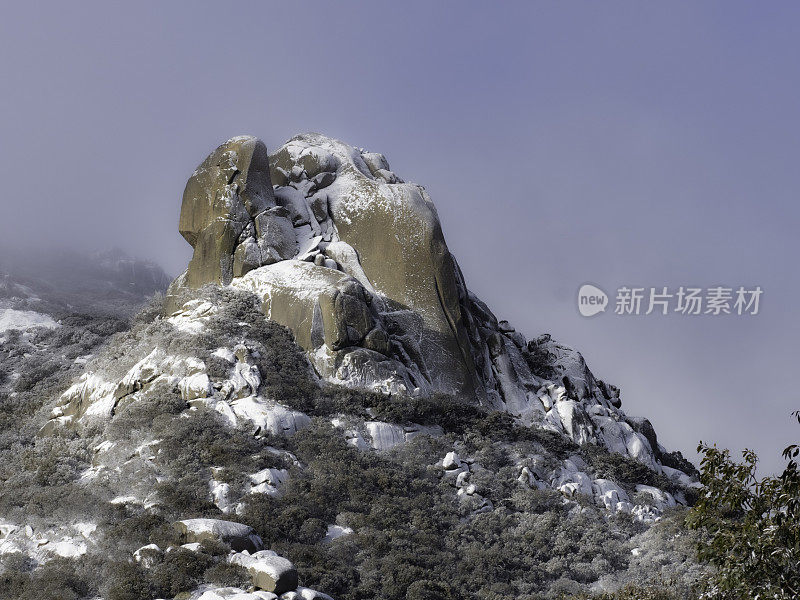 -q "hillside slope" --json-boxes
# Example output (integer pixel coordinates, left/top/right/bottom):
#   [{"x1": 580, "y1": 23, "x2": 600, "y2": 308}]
[{"x1": 0, "y1": 136, "x2": 705, "y2": 600}]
